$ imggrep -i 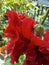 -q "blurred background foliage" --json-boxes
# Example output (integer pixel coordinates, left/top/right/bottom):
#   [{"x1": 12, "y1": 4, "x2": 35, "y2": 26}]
[{"x1": 0, "y1": 0, "x2": 38, "y2": 18}]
